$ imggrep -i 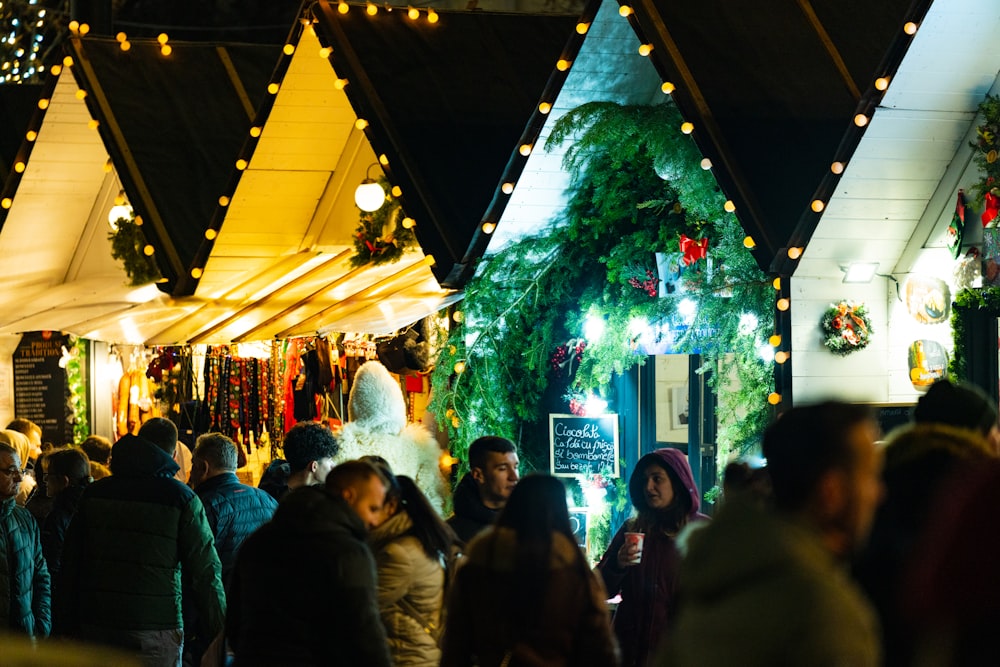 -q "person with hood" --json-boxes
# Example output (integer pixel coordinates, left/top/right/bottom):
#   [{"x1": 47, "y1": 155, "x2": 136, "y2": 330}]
[
  {"x1": 441, "y1": 474, "x2": 619, "y2": 667},
  {"x1": 57, "y1": 418, "x2": 225, "y2": 667},
  {"x1": 335, "y1": 359, "x2": 448, "y2": 513},
  {"x1": 659, "y1": 401, "x2": 882, "y2": 666},
  {"x1": 595, "y1": 447, "x2": 707, "y2": 667},
  {"x1": 0, "y1": 441, "x2": 50, "y2": 638},
  {"x1": 447, "y1": 435, "x2": 519, "y2": 546}
]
